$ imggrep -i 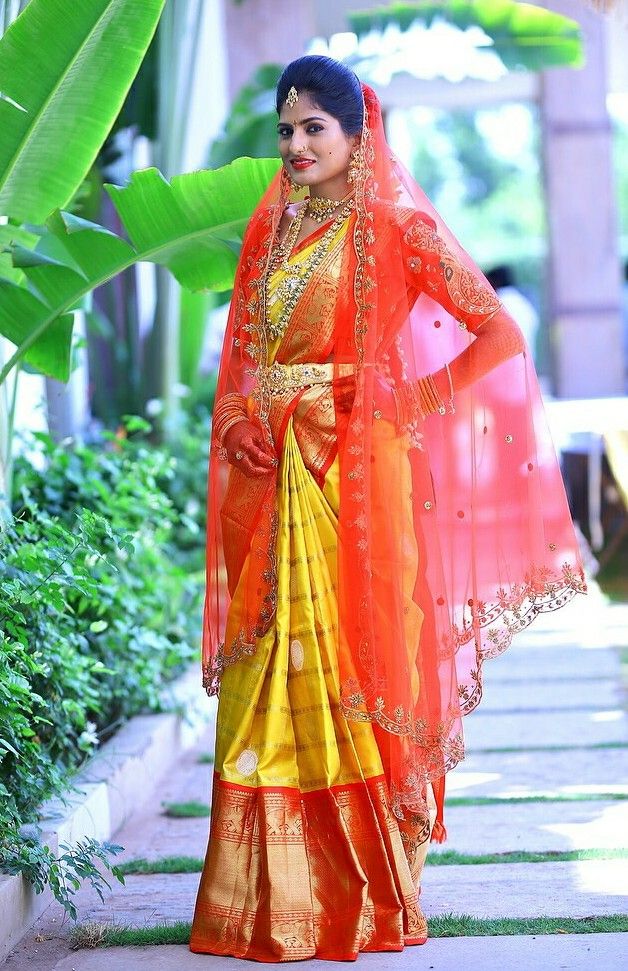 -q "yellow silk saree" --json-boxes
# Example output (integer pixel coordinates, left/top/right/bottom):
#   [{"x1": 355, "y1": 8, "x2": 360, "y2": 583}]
[{"x1": 190, "y1": 218, "x2": 436, "y2": 961}]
